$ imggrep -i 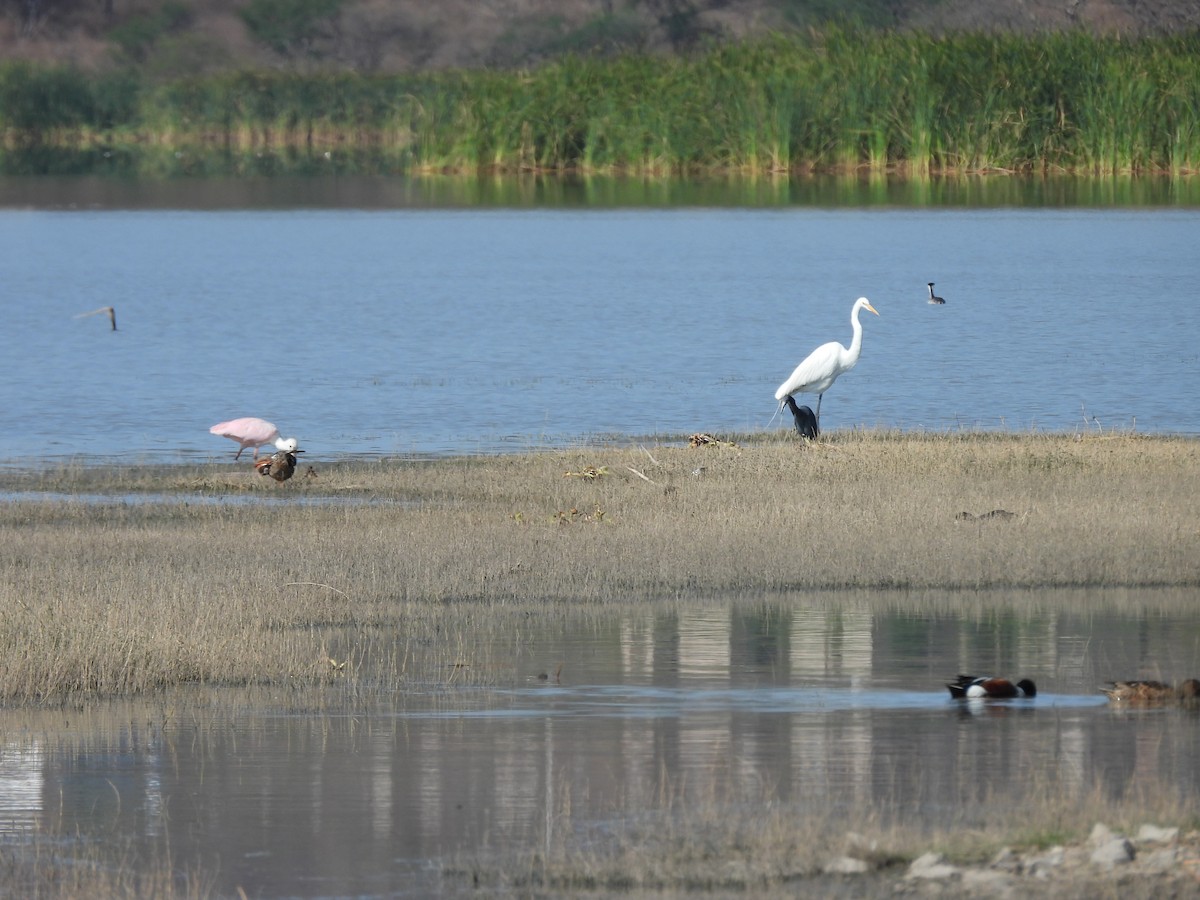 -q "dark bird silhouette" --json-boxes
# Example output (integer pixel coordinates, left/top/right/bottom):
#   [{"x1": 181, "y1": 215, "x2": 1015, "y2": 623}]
[
  {"x1": 927, "y1": 283, "x2": 945, "y2": 305},
  {"x1": 947, "y1": 674, "x2": 1036, "y2": 699},
  {"x1": 784, "y1": 394, "x2": 820, "y2": 440}
]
